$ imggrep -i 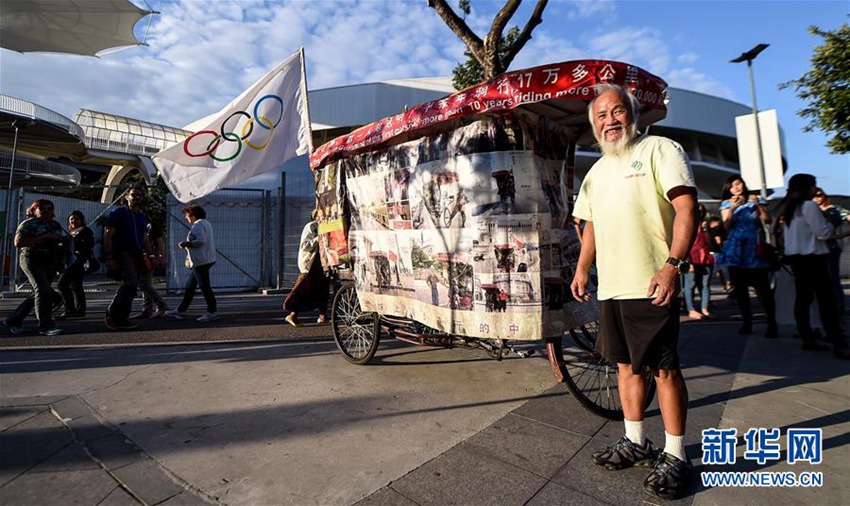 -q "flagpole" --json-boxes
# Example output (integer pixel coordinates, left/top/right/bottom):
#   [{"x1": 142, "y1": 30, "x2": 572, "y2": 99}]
[{"x1": 299, "y1": 47, "x2": 314, "y2": 153}]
